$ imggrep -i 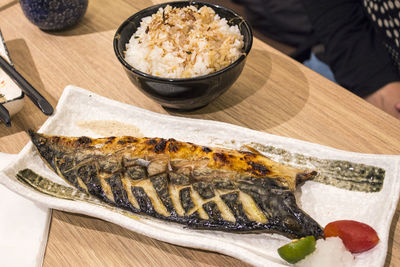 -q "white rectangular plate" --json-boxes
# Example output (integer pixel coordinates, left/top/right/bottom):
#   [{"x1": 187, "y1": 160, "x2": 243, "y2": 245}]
[{"x1": 1, "y1": 85, "x2": 399, "y2": 266}]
